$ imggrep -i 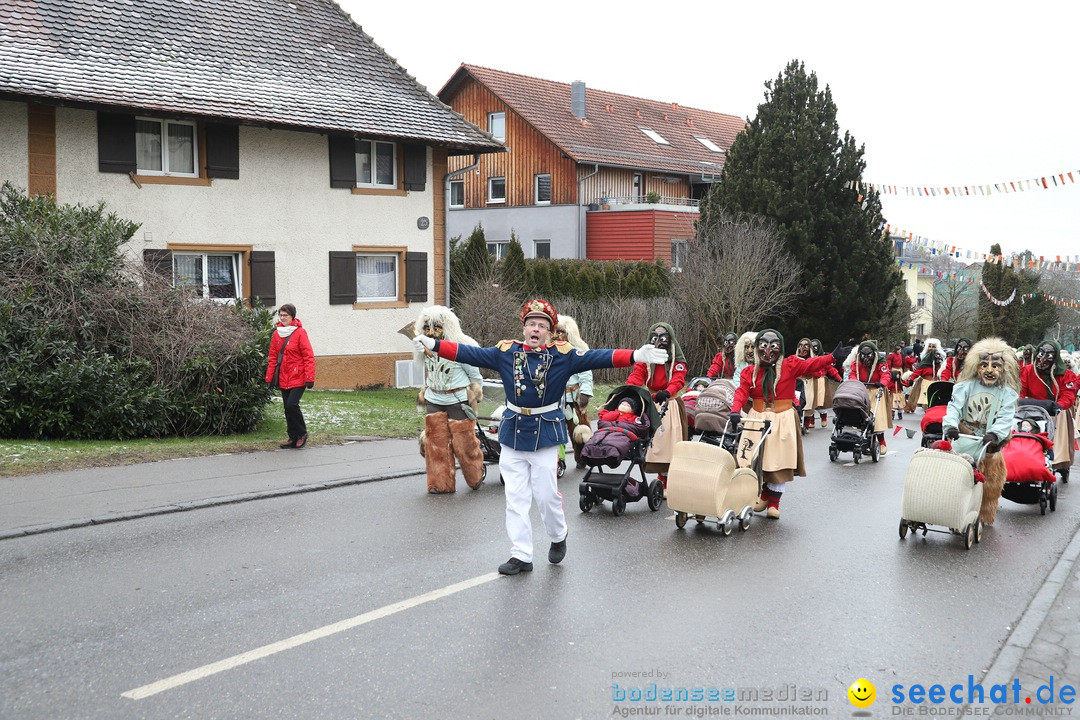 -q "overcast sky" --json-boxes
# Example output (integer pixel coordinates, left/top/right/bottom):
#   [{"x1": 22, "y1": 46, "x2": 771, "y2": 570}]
[{"x1": 339, "y1": 0, "x2": 1079, "y2": 260}]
